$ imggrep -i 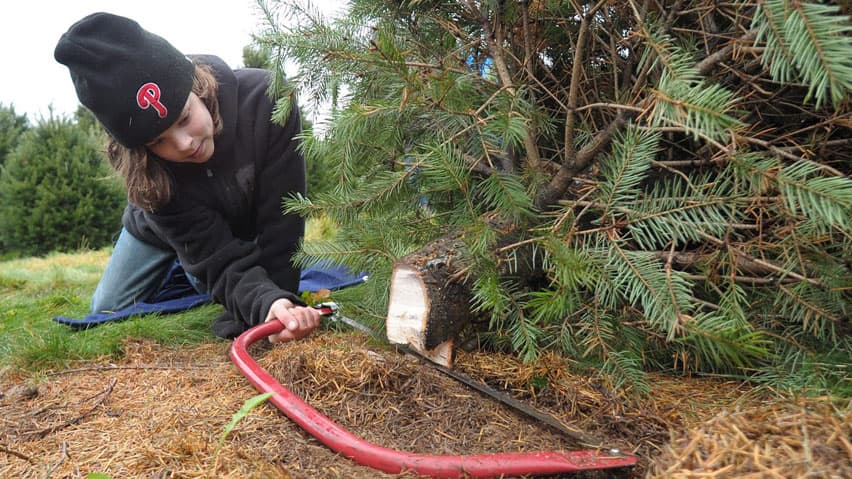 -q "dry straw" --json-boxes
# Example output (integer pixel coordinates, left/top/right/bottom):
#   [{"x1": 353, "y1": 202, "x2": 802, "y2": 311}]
[{"x1": 1, "y1": 332, "x2": 847, "y2": 478}]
